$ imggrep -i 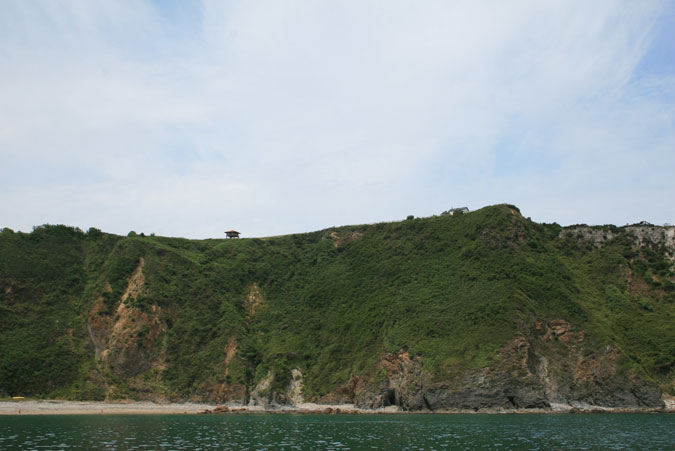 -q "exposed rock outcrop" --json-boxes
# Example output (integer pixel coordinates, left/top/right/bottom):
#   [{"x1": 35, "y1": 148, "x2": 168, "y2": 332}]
[
  {"x1": 626, "y1": 225, "x2": 675, "y2": 256},
  {"x1": 354, "y1": 350, "x2": 426, "y2": 410},
  {"x1": 287, "y1": 368, "x2": 304, "y2": 405},
  {"x1": 247, "y1": 371, "x2": 274, "y2": 407},
  {"x1": 340, "y1": 319, "x2": 664, "y2": 411},
  {"x1": 327, "y1": 230, "x2": 364, "y2": 247},
  {"x1": 560, "y1": 224, "x2": 675, "y2": 257},
  {"x1": 87, "y1": 258, "x2": 167, "y2": 398}
]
